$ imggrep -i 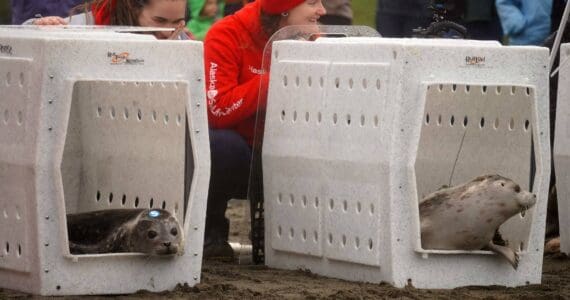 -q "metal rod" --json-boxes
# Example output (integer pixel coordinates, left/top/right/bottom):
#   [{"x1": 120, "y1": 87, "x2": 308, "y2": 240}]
[
  {"x1": 550, "y1": 0, "x2": 570, "y2": 74},
  {"x1": 229, "y1": 242, "x2": 253, "y2": 264}
]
